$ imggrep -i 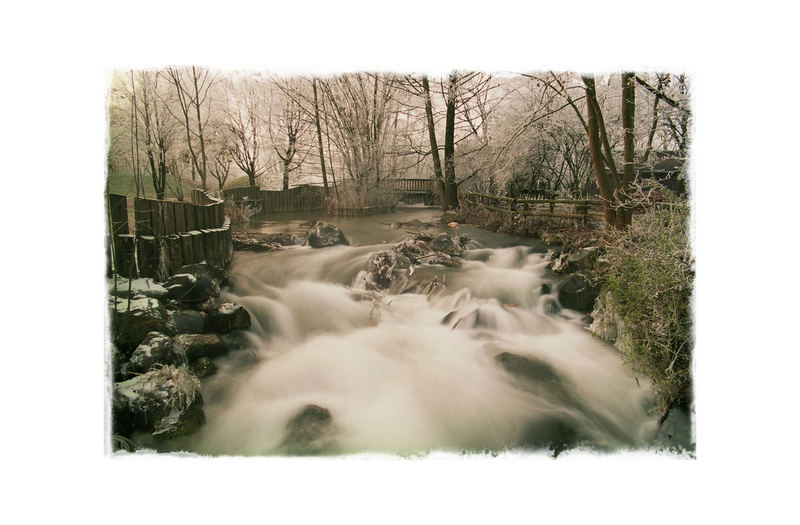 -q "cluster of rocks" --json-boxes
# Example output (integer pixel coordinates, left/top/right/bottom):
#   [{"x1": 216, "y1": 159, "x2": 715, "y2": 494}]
[
  {"x1": 364, "y1": 231, "x2": 470, "y2": 291},
  {"x1": 232, "y1": 231, "x2": 303, "y2": 251},
  {"x1": 109, "y1": 261, "x2": 252, "y2": 442},
  {"x1": 547, "y1": 246, "x2": 608, "y2": 313}
]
